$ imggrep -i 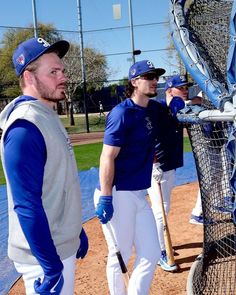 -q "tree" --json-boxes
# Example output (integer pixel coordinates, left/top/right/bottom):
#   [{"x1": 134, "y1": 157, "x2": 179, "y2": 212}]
[
  {"x1": 64, "y1": 43, "x2": 108, "y2": 98},
  {"x1": 0, "y1": 24, "x2": 109, "y2": 126},
  {"x1": 63, "y1": 43, "x2": 108, "y2": 124},
  {"x1": 0, "y1": 23, "x2": 63, "y2": 98},
  {"x1": 164, "y1": 20, "x2": 187, "y2": 77}
]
